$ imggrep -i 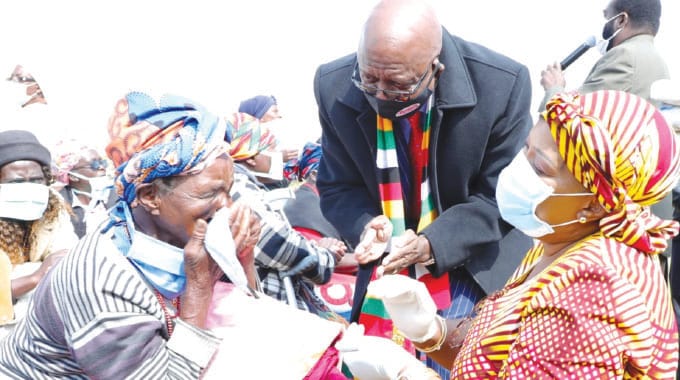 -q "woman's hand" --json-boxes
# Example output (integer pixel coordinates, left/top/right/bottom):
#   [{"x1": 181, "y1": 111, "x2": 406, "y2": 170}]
[
  {"x1": 181, "y1": 219, "x2": 222, "y2": 328},
  {"x1": 317, "y1": 237, "x2": 347, "y2": 264},
  {"x1": 228, "y1": 202, "x2": 261, "y2": 289}
]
